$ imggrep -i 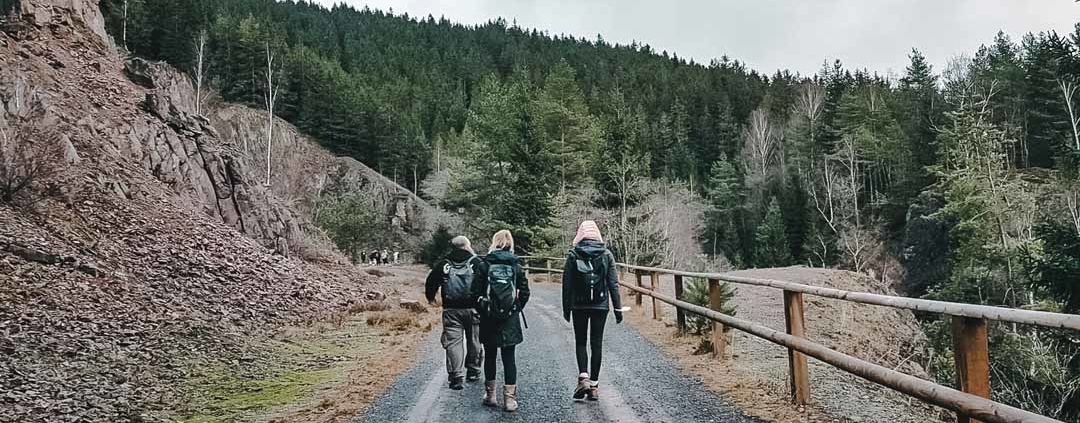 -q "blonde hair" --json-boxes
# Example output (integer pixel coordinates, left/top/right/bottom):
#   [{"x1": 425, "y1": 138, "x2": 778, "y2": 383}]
[{"x1": 488, "y1": 229, "x2": 514, "y2": 253}]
